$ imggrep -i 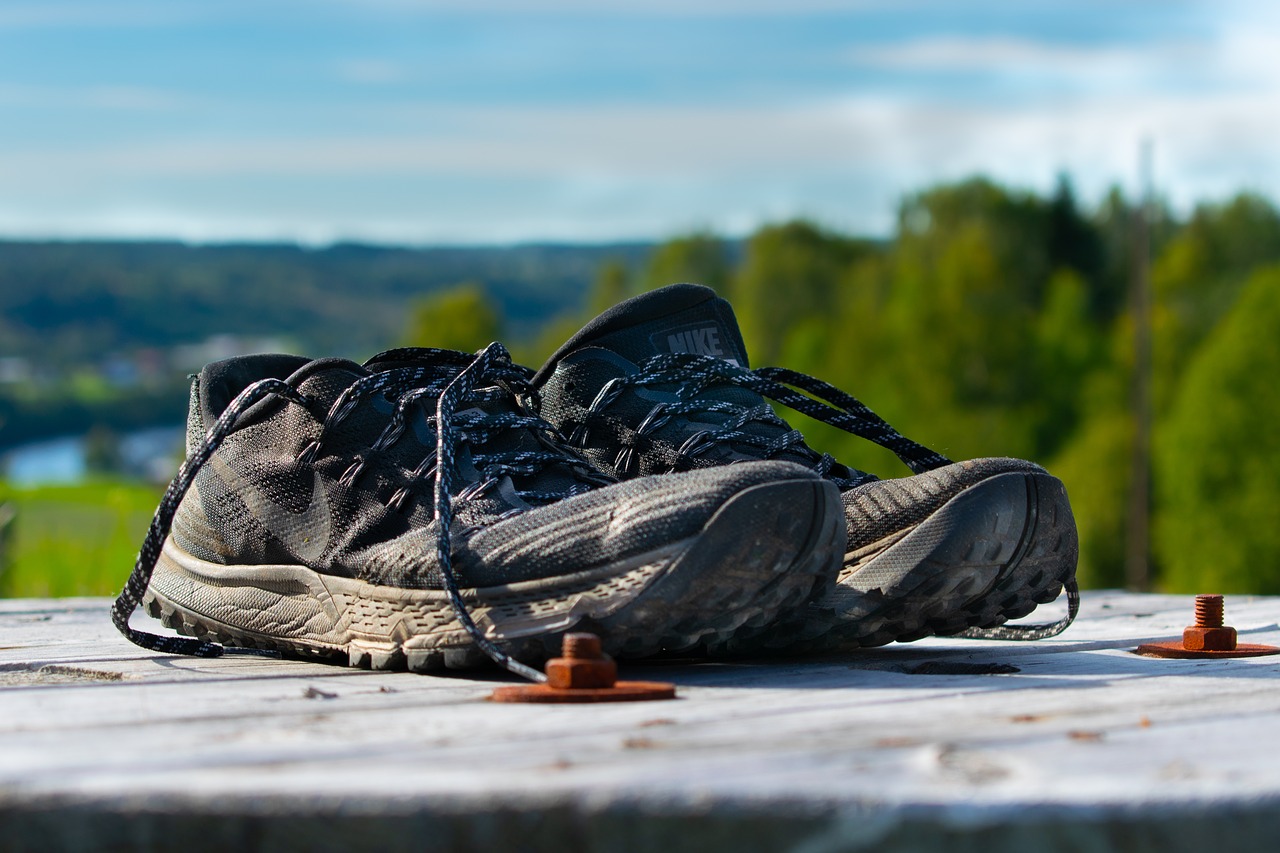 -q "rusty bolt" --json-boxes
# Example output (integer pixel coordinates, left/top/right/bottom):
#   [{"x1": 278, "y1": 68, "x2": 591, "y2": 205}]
[
  {"x1": 1195, "y1": 594, "x2": 1225, "y2": 627},
  {"x1": 1136, "y1": 594, "x2": 1280, "y2": 659},
  {"x1": 1183, "y1": 625, "x2": 1238, "y2": 651},
  {"x1": 488, "y1": 632, "x2": 676, "y2": 703},
  {"x1": 544, "y1": 632, "x2": 618, "y2": 689},
  {"x1": 1183, "y1": 595, "x2": 1237, "y2": 651}
]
